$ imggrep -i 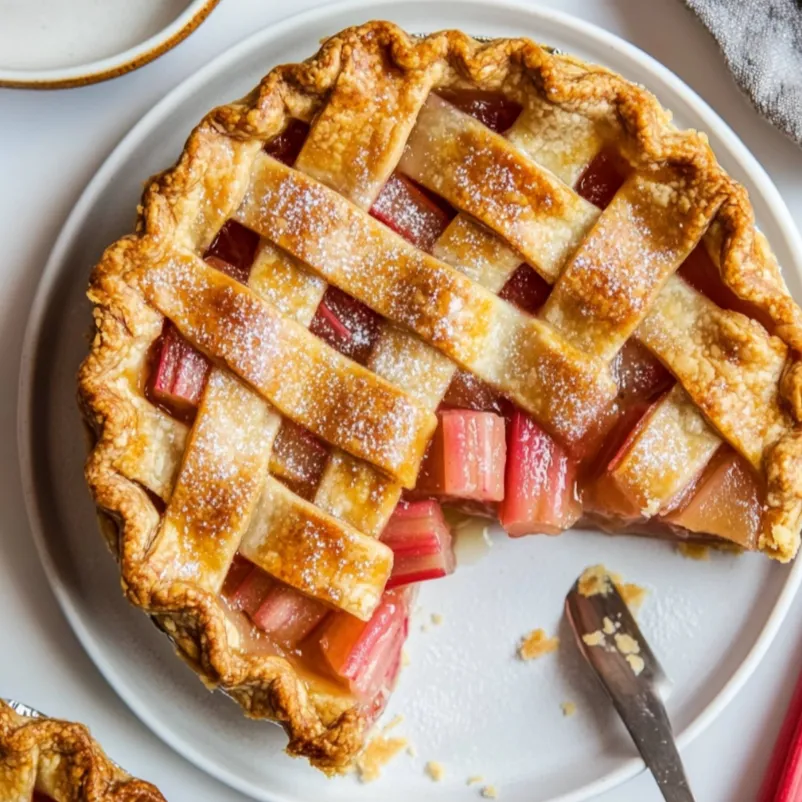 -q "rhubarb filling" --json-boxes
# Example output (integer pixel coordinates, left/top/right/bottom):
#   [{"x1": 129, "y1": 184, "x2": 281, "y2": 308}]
[{"x1": 143, "y1": 90, "x2": 767, "y2": 703}]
